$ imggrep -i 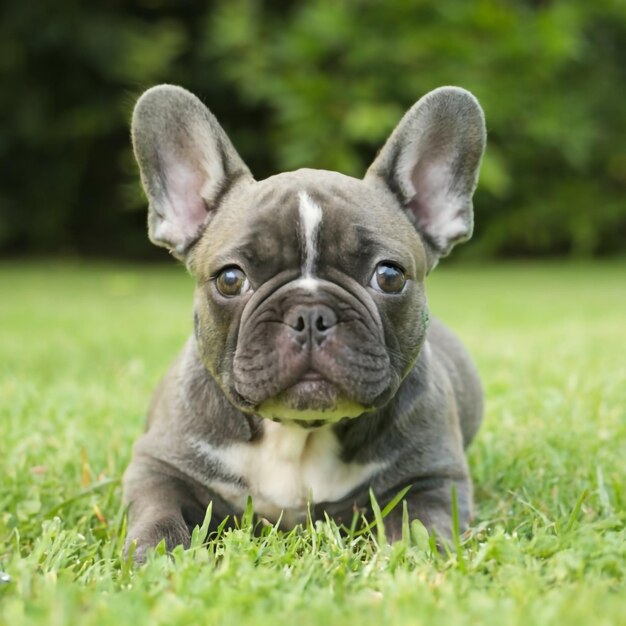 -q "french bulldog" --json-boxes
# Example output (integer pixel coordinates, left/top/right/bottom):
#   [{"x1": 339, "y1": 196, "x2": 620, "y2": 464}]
[{"x1": 123, "y1": 84, "x2": 486, "y2": 561}]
